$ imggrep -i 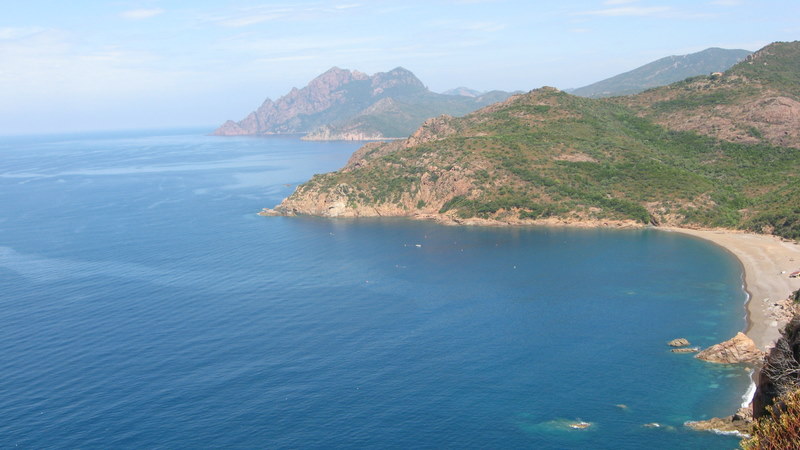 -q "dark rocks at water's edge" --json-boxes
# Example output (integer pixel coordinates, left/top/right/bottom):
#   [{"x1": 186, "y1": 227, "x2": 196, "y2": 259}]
[
  {"x1": 753, "y1": 316, "x2": 800, "y2": 419},
  {"x1": 670, "y1": 347, "x2": 700, "y2": 353},
  {"x1": 685, "y1": 406, "x2": 754, "y2": 437}
]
